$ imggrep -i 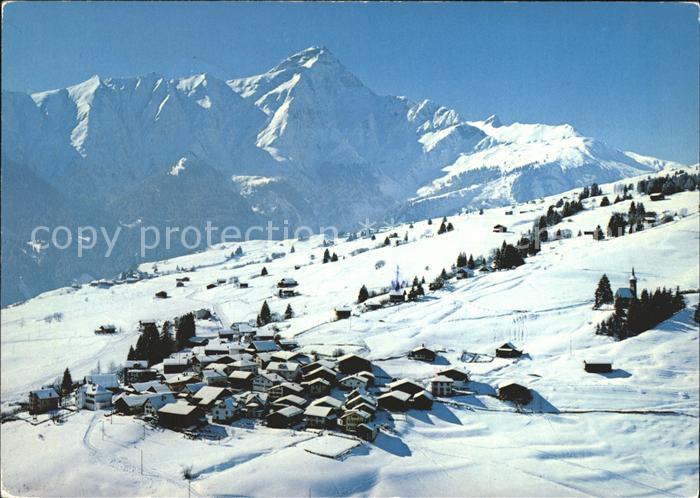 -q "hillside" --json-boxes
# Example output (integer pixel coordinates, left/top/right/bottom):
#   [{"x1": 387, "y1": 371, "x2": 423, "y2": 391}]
[{"x1": 1, "y1": 167, "x2": 698, "y2": 497}]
